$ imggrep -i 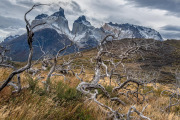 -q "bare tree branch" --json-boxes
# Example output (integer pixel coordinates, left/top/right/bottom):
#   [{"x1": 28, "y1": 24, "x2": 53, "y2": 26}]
[{"x1": 0, "y1": 4, "x2": 46, "y2": 92}]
